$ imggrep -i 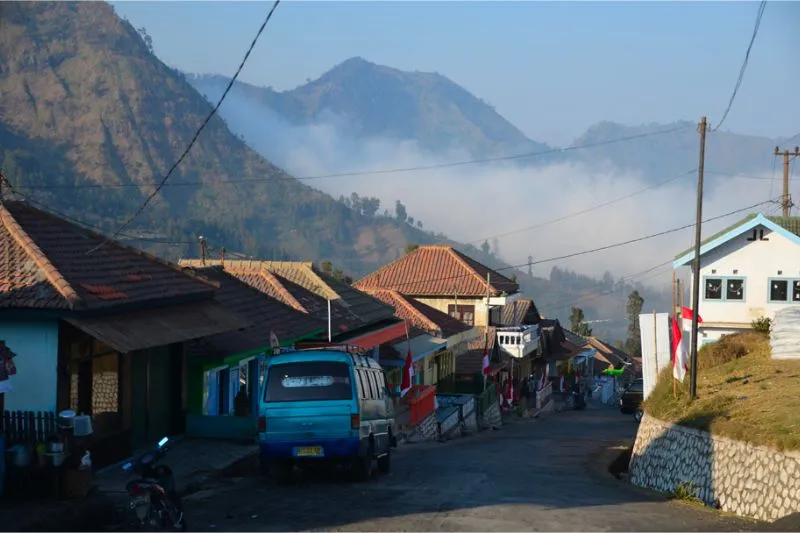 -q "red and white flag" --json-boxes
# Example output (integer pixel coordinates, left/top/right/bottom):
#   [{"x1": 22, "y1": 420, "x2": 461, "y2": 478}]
[
  {"x1": 506, "y1": 378, "x2": 514, "y2": 403},
  {"x1": 400, "y1": 349, "x2": 414, "y2": 397},
  {"x1": 670, "y1": 317, "x2": 689, "y2": 382},
  {"x1": 481, "y1": 346, "x2": 491, "y2": 376},
  {"x1": 681, "y1": 306, "x2": 703, "y2": 324}
]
